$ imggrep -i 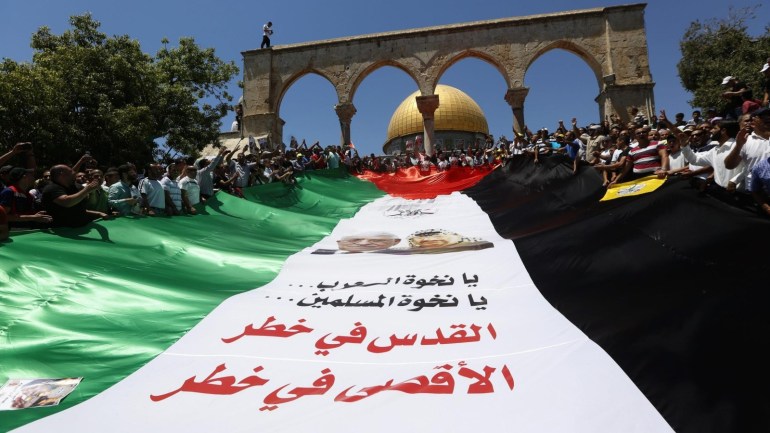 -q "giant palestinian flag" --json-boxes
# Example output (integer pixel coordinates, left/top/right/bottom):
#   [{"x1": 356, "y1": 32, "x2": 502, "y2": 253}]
[{"x1": 1, "y1": 157, "x2": 769, "y2": 433}]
